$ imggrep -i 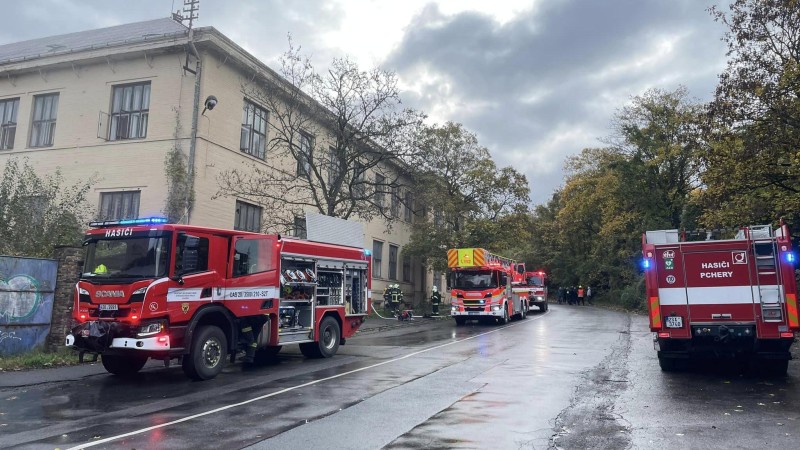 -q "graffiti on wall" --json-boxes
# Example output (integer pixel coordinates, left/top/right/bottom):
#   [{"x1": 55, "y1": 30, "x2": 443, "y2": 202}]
[{"x1": 0, "y1": 256, "x2": 57, "y2": 356}]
